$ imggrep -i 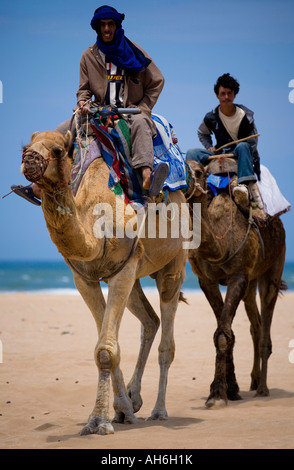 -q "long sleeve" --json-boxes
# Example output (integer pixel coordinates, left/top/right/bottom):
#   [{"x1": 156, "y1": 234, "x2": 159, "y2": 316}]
[
  {"x1": 197, "y1": 120, "x2": 213, "y2": 149},
  {"x1": 136, "y1": 61, "x2": 165, "y2": 114},
  {"x1": 248, "y1": 122, "x2": 258, "y2": 153},
  {"x1": 76, "y1": 54, "x2": 93, "y2": 104},
  {"x1": 125, "y1": 43, "x2": 165, "y2": 116}
]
